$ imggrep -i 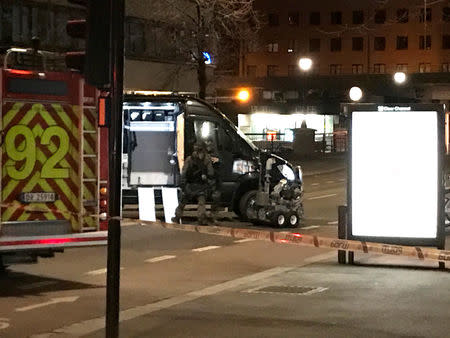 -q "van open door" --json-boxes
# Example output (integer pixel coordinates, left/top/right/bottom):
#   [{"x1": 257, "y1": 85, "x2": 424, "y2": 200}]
[{"x1": 124, "y1": 102, "x2": 179, "y2": 186}]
